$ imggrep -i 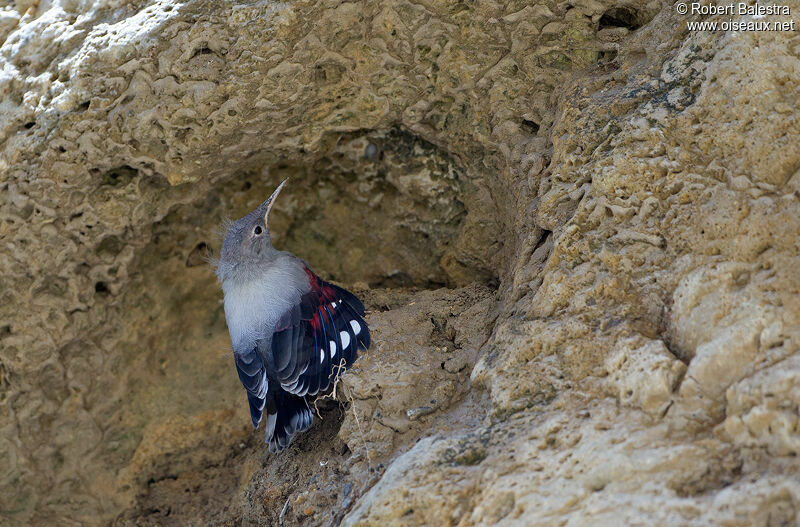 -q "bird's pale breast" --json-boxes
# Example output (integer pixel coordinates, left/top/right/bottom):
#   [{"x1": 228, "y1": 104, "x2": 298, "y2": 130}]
[{"x1": 222, "y1": 264, "x2": 305, "y2": 352}]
